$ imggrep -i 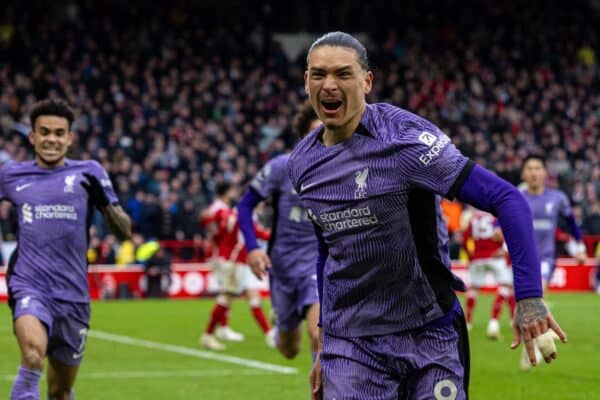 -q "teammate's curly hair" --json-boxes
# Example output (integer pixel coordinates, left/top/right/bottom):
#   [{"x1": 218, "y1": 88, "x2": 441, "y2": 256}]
[{"x1": 292, "y1": 100, "x2": 319, "y2": 138}]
